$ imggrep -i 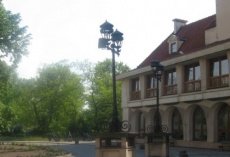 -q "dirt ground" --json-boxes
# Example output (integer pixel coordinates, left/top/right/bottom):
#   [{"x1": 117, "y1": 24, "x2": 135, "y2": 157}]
[{"x1": 0, "y1": 143, "x2": 68, "y2": 157}]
